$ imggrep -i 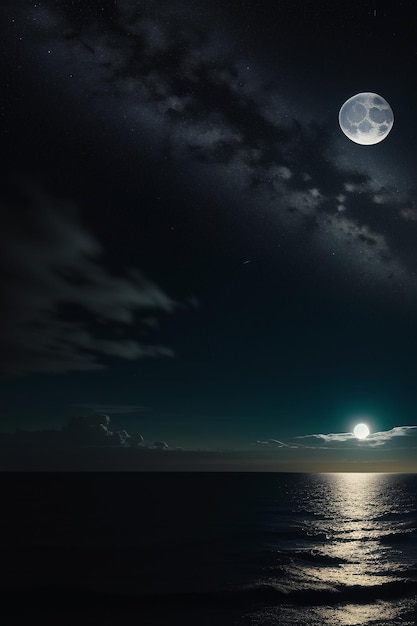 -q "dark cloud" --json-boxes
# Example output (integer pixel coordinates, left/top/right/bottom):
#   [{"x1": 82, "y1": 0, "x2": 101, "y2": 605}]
[
  {"x1": 4, "y1": 413, "x2": 145, "y2": 449},
  {"x1": 67, "y1": 414, "x2": 145, "y2": 447},
  {"x1": 0, "y1": 180, "x2": 175, "y2": 376},
  {"x1": 0, "y1": 414, "x2": 187, "y2": 470},
  {"x1": 152, "y1": 440, "x2": 169, "y2": 450}
]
